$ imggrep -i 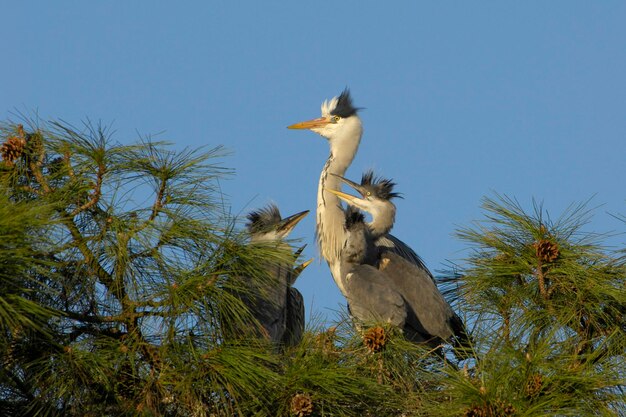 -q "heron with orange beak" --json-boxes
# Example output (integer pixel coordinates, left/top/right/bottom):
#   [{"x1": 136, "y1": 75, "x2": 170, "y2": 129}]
[{"x1": 288, "y1": 90, "x2": 427, "y2": 298}]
